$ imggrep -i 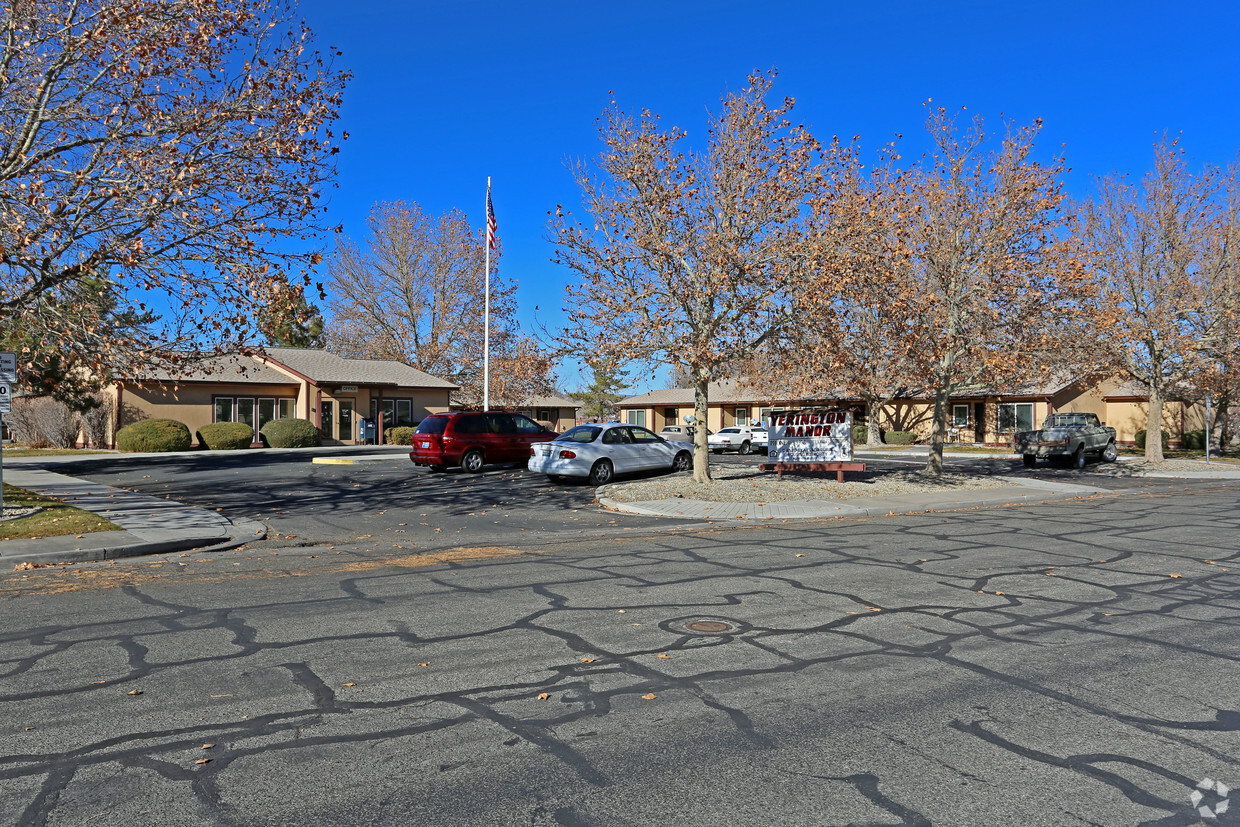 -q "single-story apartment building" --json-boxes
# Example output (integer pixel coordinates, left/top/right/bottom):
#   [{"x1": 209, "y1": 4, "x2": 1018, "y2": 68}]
[
  {"x1": 617, "y1": 376, "x2": 1208, "y2": 447},
  {"x1": 111, "y1": 347, "x2": 458, "y2": 447}
]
